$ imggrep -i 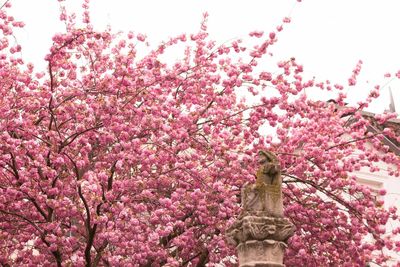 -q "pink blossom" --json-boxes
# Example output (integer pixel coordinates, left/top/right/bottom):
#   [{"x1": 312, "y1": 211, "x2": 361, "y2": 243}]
[
  {"x1": 379, "y1": 189, "x2": 387, "y2": 196},
  {"x1": 249, "y1": 30, "x2": 264, "y2": 38},
  {"x1": 137, "y1": 33, "x2": 146, "y2": 42},
  {"x1": 269, "y1": 32, "x2": 276, "y2": 39},
  {"x1": 283, "y1": 17, "x2": 291, "y2": 23}
]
